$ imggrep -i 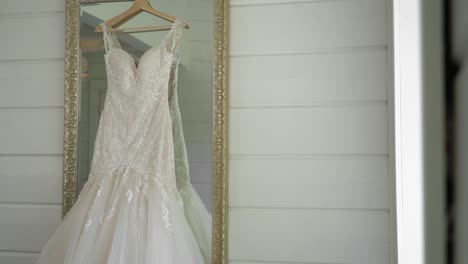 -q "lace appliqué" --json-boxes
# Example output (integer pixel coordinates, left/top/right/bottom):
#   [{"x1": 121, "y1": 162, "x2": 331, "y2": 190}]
[{"x1": 78, "y1": 21, "x2": 186, "y2": 235}]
